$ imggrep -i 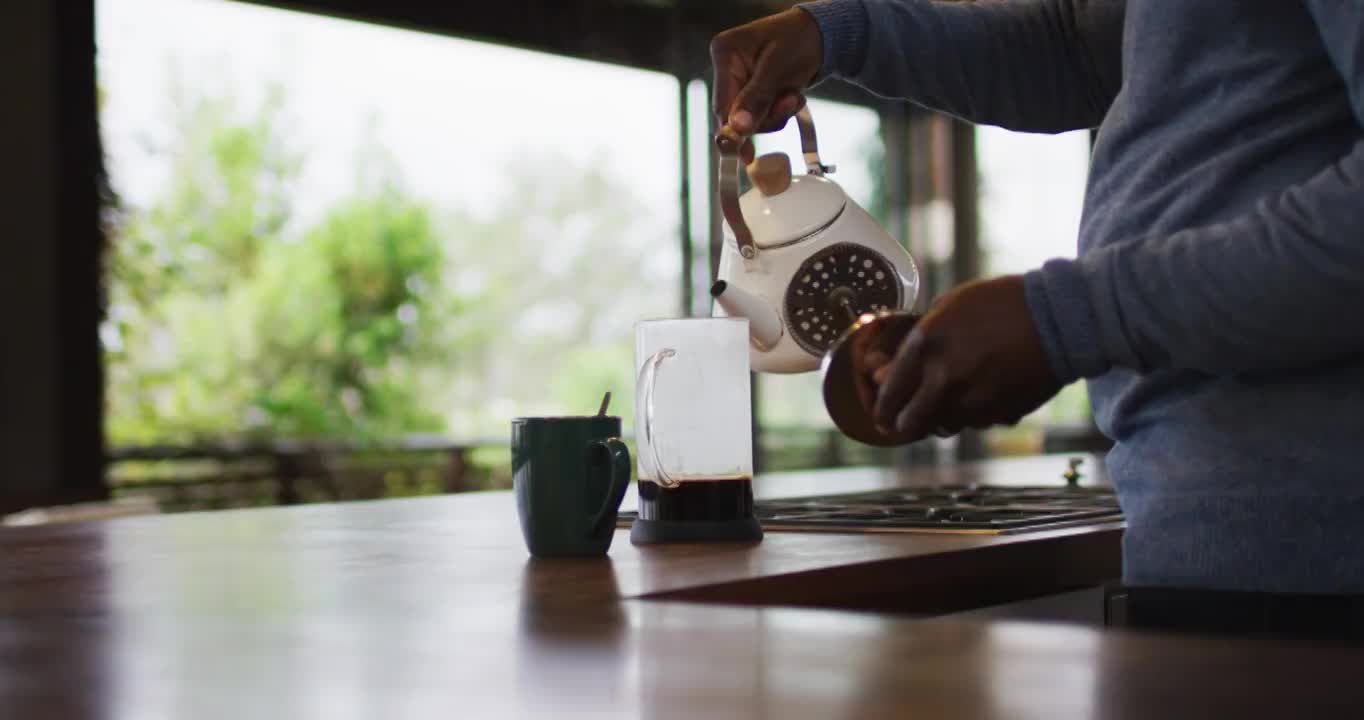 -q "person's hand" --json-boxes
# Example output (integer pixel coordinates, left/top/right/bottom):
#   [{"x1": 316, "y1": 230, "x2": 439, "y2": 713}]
[
  {"x1": 871, "y1": 275, "x2": 1064, "y2": 440},
  {"x1": 851, "y1": 327, "x2": 893, "y2": 419},
  {"x1": 711, "y1": 9, "x2": 823, "y2": 162},
  {"x1": 849, "y1": 315, "x2": 914, "y2": 421}
]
